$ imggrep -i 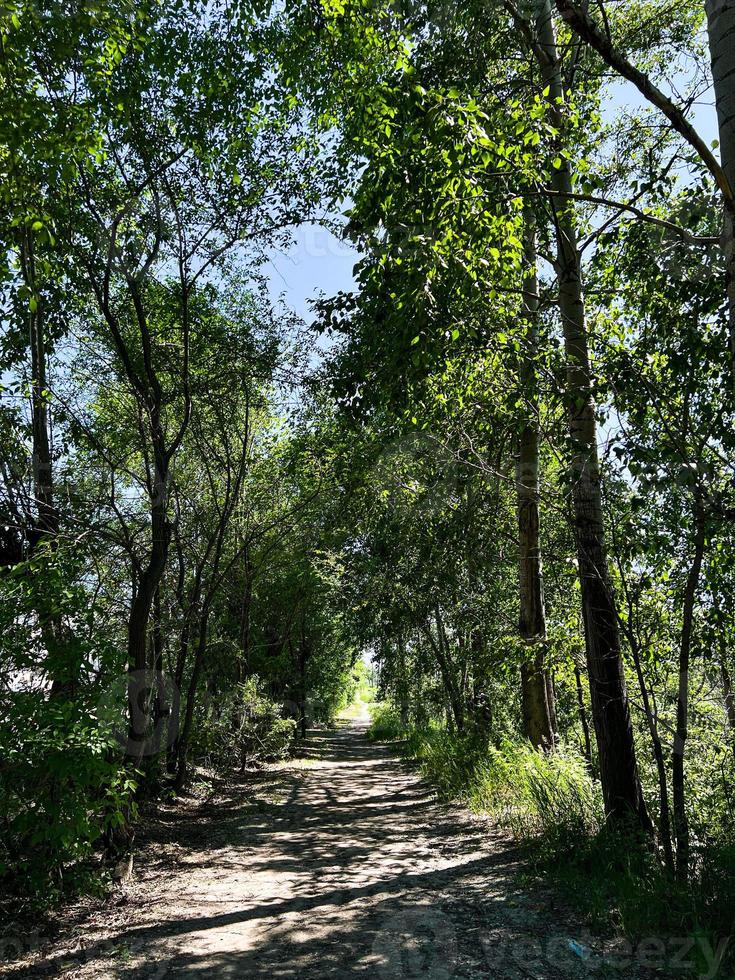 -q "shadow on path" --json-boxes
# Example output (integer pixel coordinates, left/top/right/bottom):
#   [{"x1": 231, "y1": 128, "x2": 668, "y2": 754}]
[{"x1": 8, "y1": 722, "x2": 640, "y2": 979}]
